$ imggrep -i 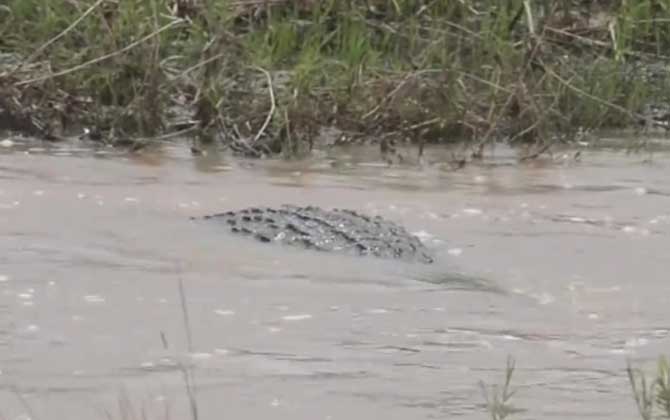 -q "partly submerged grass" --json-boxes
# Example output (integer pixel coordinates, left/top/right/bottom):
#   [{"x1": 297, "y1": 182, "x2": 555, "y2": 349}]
[
  {"x1": 481, "y1": 355, "x2": 670, "y2": 420},
  {"x1": 2, "y1": 1, "x2": 670, "y2": 157}
]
